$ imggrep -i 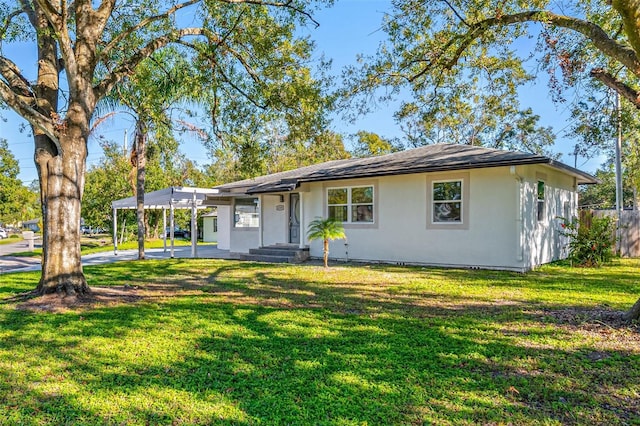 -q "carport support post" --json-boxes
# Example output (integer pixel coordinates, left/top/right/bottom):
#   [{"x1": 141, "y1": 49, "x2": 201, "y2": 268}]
[
  {"x1": 162, "y1": 208, "x2": 167, "y2": 252},
  {"x1": 170, "y1": 203, "x2": 175, "y2": 258},
  {"x1": 258, "y1": 194, "x2": 263, "y2": 248},
  {"x1": 191, "y1": 191, "x2": 197, "y2": 258},
  {"x1": 113, "y1": 207, "x2": 118, "y2": 255},
  {"x1": 299, "y1": 193, "x2": 305, "y2": 249}
]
